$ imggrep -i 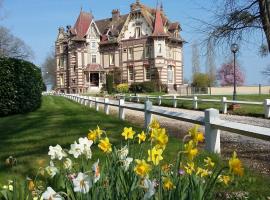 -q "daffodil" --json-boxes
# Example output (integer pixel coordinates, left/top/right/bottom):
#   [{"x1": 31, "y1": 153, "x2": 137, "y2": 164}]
[
  {"x1": 184, "y1": 140, "x2": 198, "y2": 160},
  {"x1": 196, "y1": 167, "x2": 210, "y2": 178},
  {"x1": 147, "y1": 146, "x2": 163, "y2": 166},
  {"x1": 88, "y1": 126, "x2": 103, "y2": 142},
  {"x1": 121, "y1": 127, "x2": 136, "y2": 140},
  {"x1": 28, "y1": 180, "x2": 35, "y2": 191},
  {"x1": 45, "y1": 161, "x2": 58, "y2": 178},
  {"x1": 184, "y1": 162, "x2": 195, "y2": 175},
  {"x1": 48, "y1": 144, "x2": 67, "y2": 160},
  {"x1": 98, "y1": 137, "x2": 112, "y2": 153},
  {"x1": 204, "y1": 157, "x2": 215, "y2": 168},
  {"x1": 229, "y1": 151, "x2": 244, "y2": 176},
  {"x1": 42, "y1": 187, "x2": 63, "y2": 200},
  {"x1": 73, "y1": 172, "x2": 92, "y2": 193},
  {"x1": 218, "y1": 175, "x2": 230, "y2": 186},
  {"x1": 134, "y1": 159, "x2": 151, "y2": 177},
  {"x1": 143, "y1": 178, "x2": 156, "y2": 200},
  {"x1": 151, "y1": 128, "x2": 168, "y2": 149},
  {"x1": 149, "y1": 118, "x2": 160, "y2": 129},
  {"x1": 137, "y1": 131, "x2": 146, "y2": 144},
  {"x1": 163, "y1": 178, "x2": 175, "y2": 190},
  {"x1": 188, "y1": 125, "x2": 204, "y2": 144},
  {"x1": 63, "y1": 158, "x2": 72, "y2": 170}
]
